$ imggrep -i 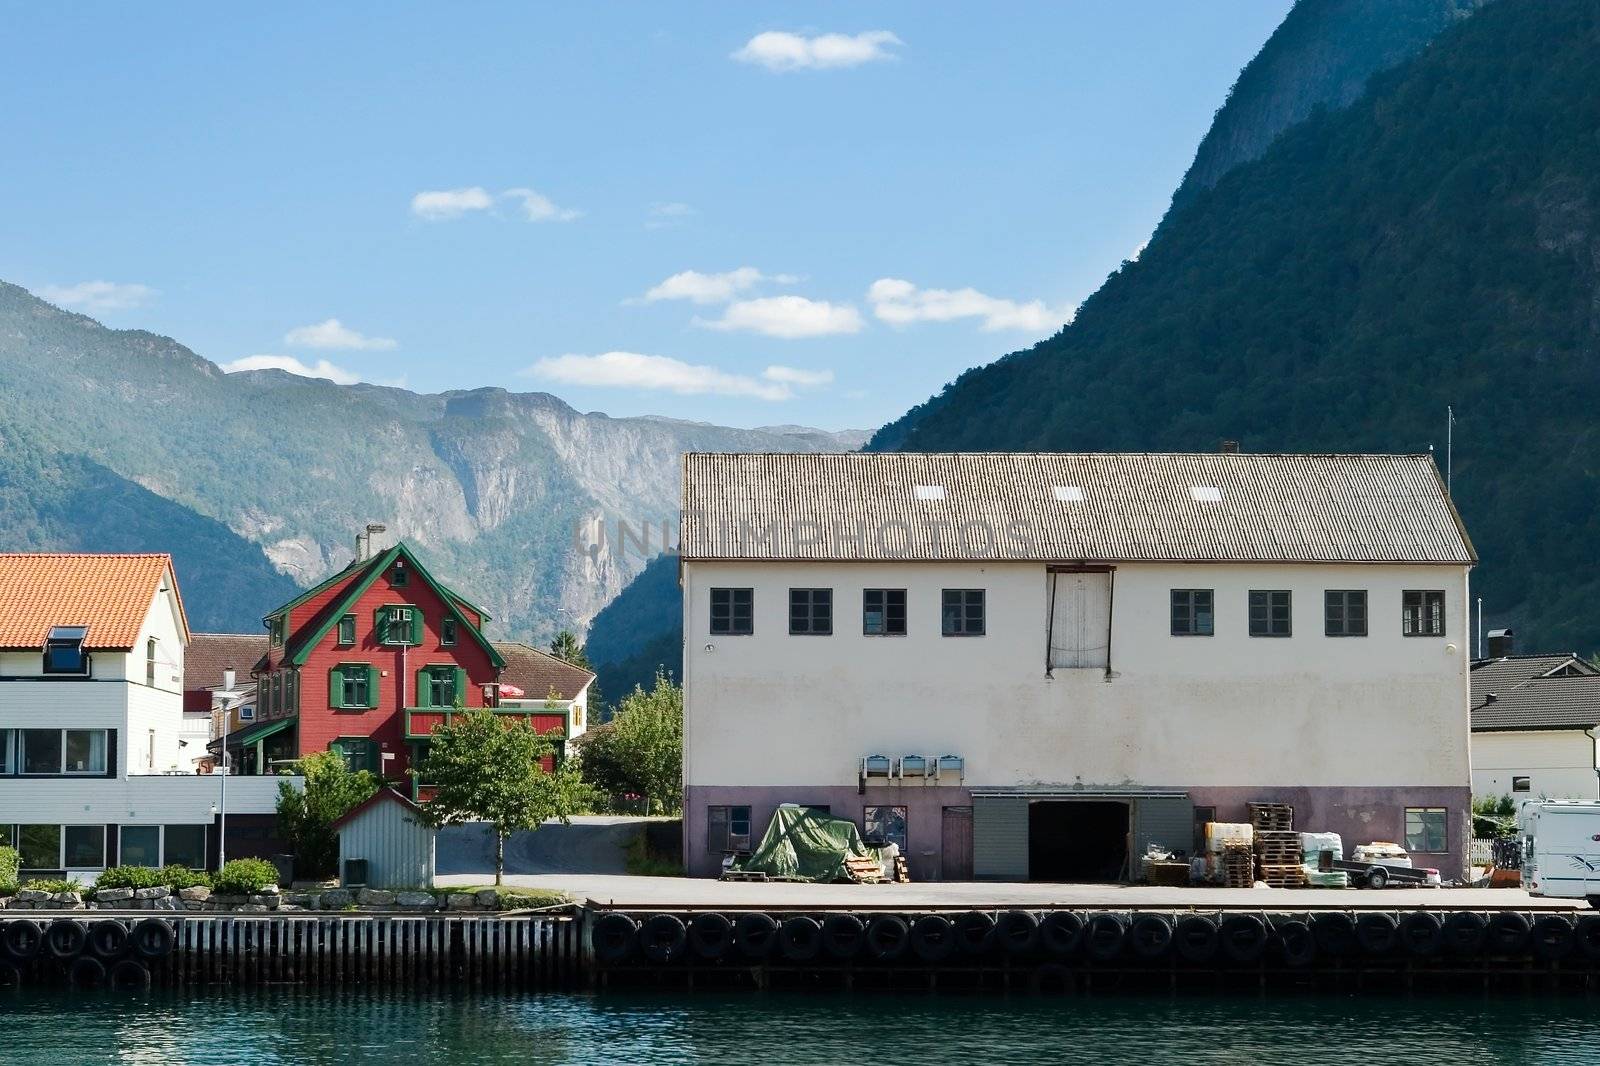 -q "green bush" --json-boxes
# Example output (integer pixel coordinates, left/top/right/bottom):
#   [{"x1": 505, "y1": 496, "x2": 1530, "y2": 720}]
[
  {"x1": 21, "y1": 876, "x2": 83, "y2": 895},
  {"x1": 0, "y1": 845, "x2": 18, "y2": 896},
  {"x1": 92, "y1": 864, "x2": 212, "y2": 894},
  {"x1": 161, "y1": 865, "x2": 212, "y2": 891},
  {"x1": 213, "y1": 858, "x2": 278, "y2": 896}
]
